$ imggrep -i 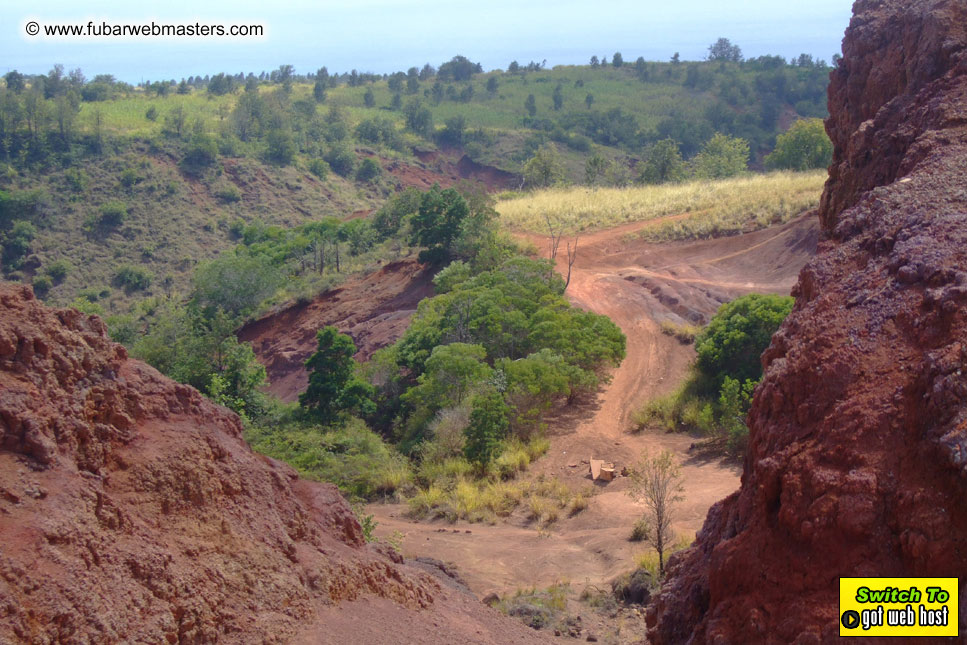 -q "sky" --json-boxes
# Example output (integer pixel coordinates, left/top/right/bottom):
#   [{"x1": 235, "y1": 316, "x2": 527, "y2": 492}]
[{"x1": 2, "y1": 0, "x2": 855, "y2": 83}]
